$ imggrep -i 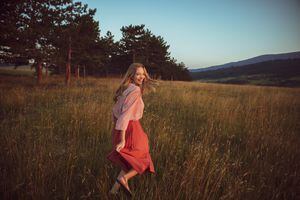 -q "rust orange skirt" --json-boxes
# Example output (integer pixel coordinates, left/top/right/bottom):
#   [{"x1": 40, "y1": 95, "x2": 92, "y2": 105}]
[{"x1": 106, "y1": 119, "x2": 155, "y2": 175}]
